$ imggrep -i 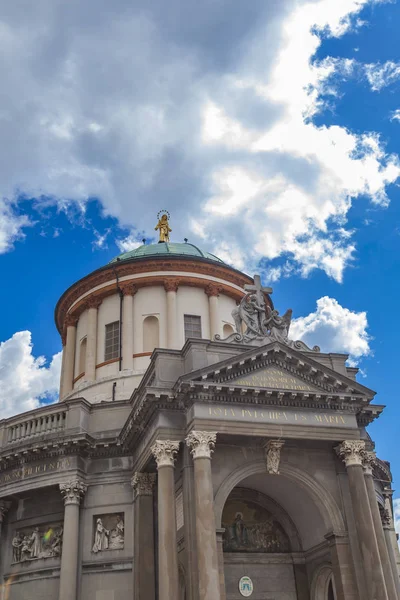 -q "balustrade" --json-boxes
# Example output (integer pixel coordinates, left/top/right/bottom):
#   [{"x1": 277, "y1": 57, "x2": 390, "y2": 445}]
[{"x1": 6, "y1": 409, "x2": 66, "y2": 444}]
